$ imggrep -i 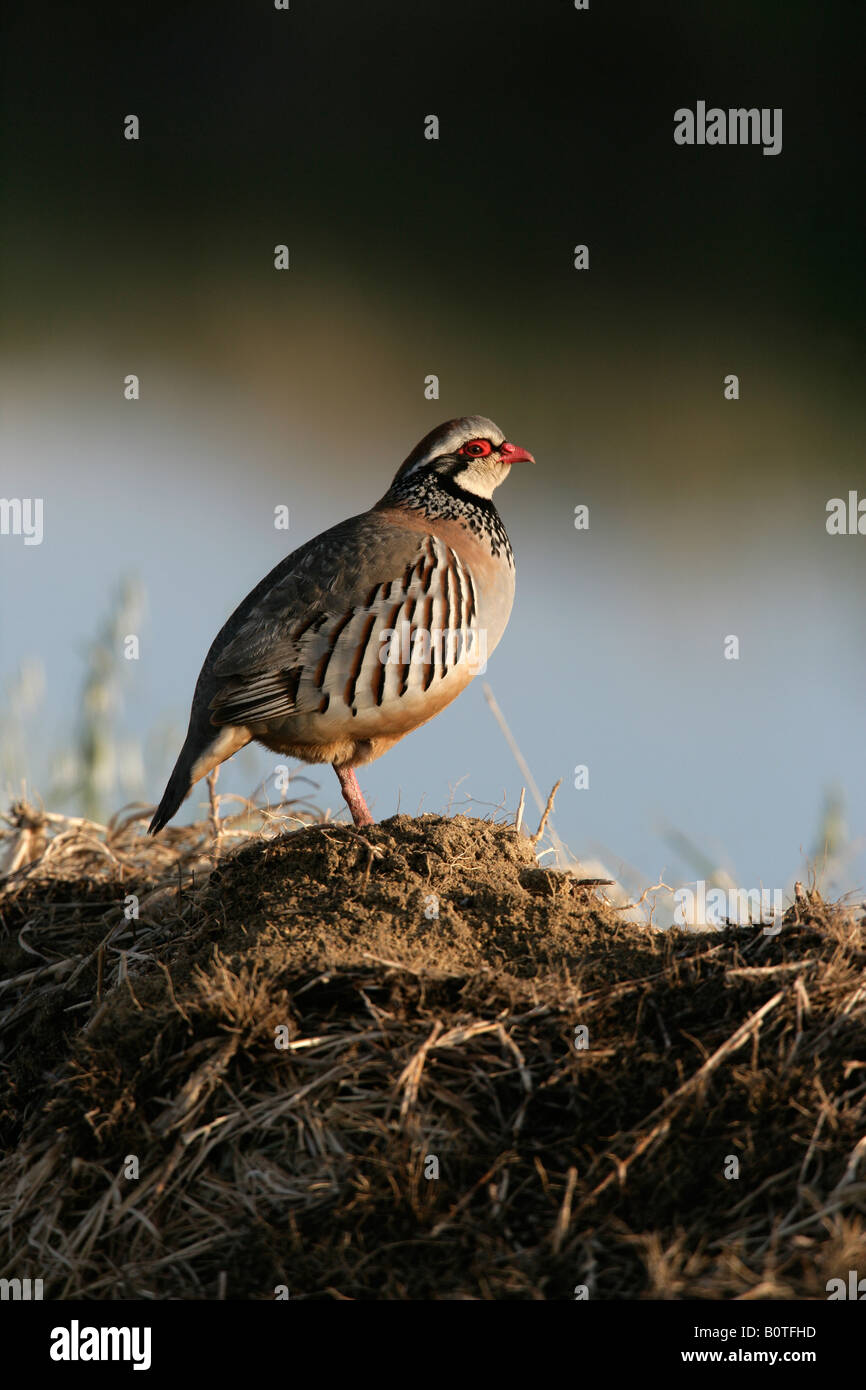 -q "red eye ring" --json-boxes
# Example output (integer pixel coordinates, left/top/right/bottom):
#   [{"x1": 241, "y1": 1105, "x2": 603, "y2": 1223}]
[{"x1": 461, "y1": 439, "x2": 492, "y2": 458}]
